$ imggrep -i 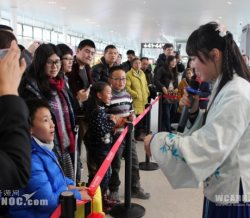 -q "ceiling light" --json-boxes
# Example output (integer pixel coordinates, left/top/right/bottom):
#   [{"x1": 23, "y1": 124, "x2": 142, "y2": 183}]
[
  {"x1": 227, "y1": 1, "x2": 232, "y2": 5},
  {"x1": 48, "y1": 1, "x2": 56, "y2": 4},
  {"x1": 218, "y1": 16, "x2": 222, "y2": 19},
  {"x1": 60, "y1": 6, "x2": 66, "y2": 10}
]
